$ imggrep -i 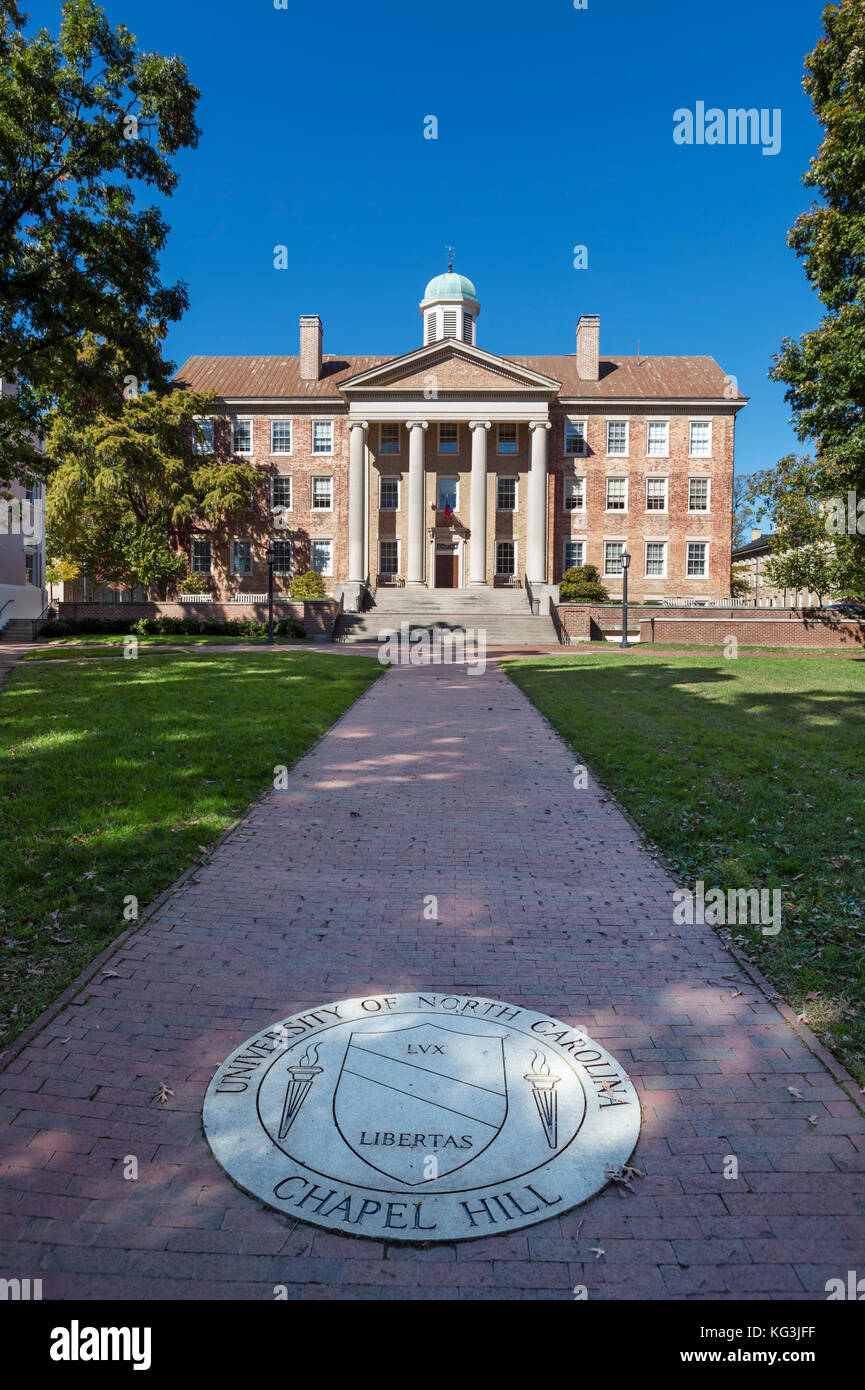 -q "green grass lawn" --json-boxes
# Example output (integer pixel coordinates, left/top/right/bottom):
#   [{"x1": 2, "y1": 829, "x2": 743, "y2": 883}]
[
  {"x1": 0, "y1": 650, "x2": 382, "y2": 1050},
  {"x1": 20, "y1": 636, "x2": 309, "y2": 660},
  {"x1": 504, "y1": 649, "x2": 865, "y2": 1081}
]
